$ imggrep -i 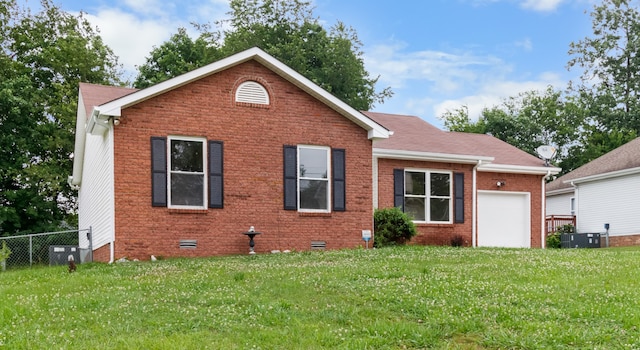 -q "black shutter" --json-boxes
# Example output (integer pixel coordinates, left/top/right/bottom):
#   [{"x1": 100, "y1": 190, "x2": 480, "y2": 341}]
[
  {"x1": 208, "y1": 141, "x2": 224, "y2": 208},
  {"x1": 283, "y1": 145, "x2": 297, "y2": 210},
  {"x1": 393, "y1": 169, "x2": 404, "y2": 210},
  {"x1": 332, "y1": 148, "x2": 346, "y2": 211},
  {"x1": 454, "y1": 172, "x2": 464, "y2": 223},
  {"x1": 151, "y1": 137, "x2": 167, "y2": 207}
]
